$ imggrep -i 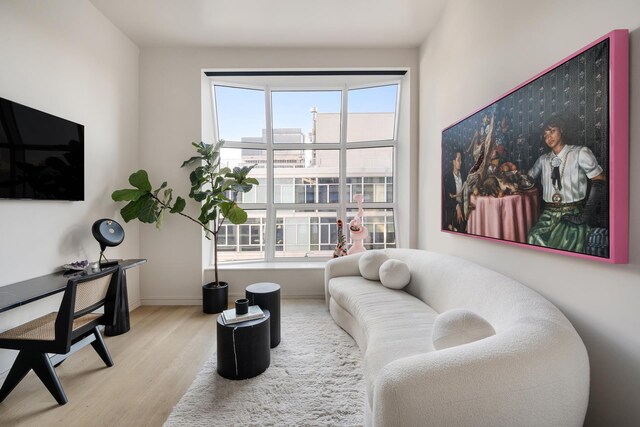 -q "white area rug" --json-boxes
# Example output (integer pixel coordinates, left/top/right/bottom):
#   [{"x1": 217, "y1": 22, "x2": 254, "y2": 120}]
[{"x1": 164, "y1": 299, "x2": 365, "y2": 426}]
